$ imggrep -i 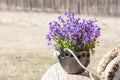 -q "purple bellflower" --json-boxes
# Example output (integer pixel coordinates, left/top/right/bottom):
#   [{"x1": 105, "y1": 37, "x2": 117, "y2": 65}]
[{"x1": 46, "y1": 12, "x2": 101, "y2": 51}]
